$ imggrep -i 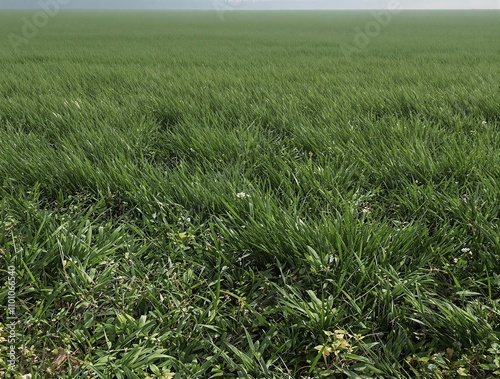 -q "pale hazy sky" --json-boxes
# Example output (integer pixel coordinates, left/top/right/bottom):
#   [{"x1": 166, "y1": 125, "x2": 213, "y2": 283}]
[{"x1": 0, "y1": 0, "x2": 499, "y2": 9}]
